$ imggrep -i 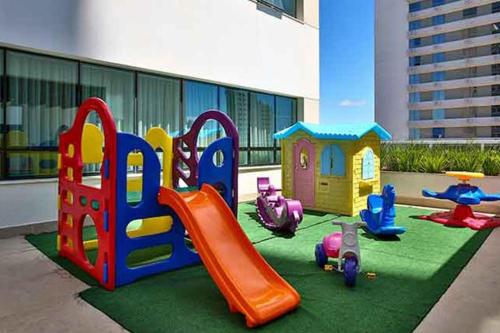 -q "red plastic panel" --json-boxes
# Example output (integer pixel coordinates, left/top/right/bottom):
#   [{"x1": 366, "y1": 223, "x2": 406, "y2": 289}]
[{"x1": 57, "y1": 98, "x2": 117, "y2": 290}]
